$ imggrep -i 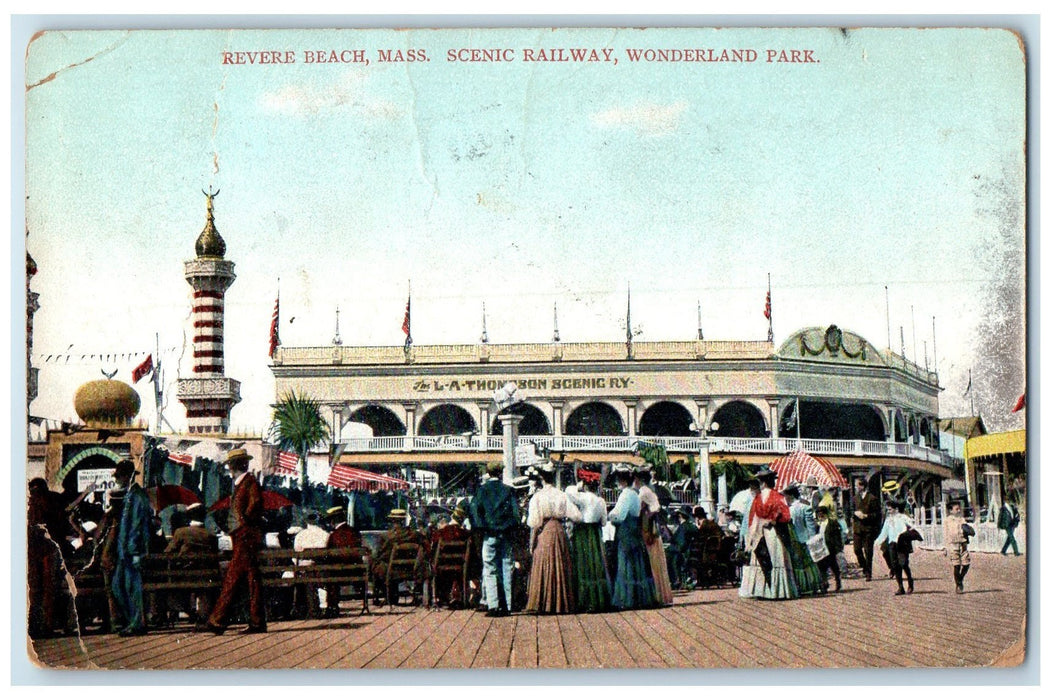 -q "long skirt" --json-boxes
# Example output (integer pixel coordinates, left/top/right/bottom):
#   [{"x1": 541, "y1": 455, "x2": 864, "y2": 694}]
[
  {"x1": 525, "y1": 519, "x2": 575, "y2": 614},
  {"x1": 739, "y1": 526, "x2": 798, "y2": 600},
  {"x1": 570, "y1": 523, "x2": 612, "y2": 613},
  {"x1": 612, "y1": 516, "x2": 656, "y2": 610},
  {"x1": 644, "y1": 532, "x2": 674, "y2": 605},
  {"x1": 787, "y1": 531, "x2": 824, "y2": 595}
]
